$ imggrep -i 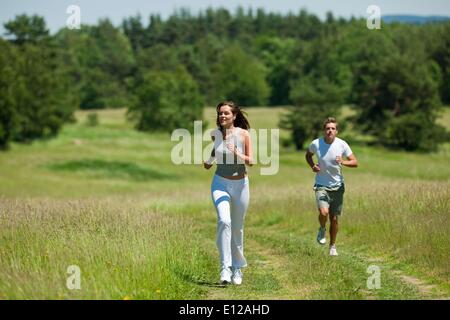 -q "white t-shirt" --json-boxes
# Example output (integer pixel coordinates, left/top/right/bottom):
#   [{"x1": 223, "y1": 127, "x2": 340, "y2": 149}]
[{"x1": 308, "y1": 137, "x2": 353, "y2": 188}]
